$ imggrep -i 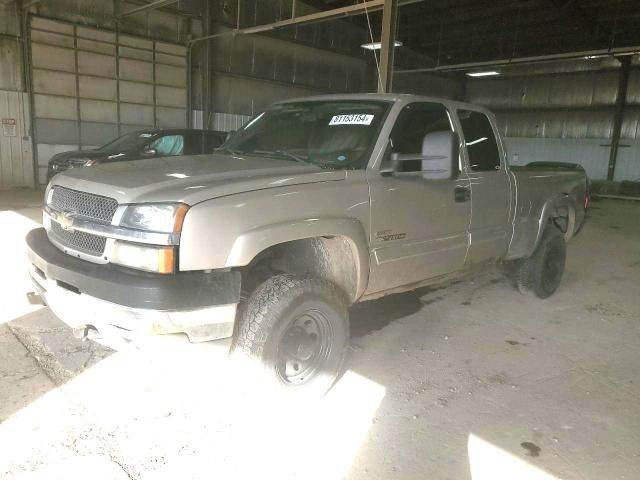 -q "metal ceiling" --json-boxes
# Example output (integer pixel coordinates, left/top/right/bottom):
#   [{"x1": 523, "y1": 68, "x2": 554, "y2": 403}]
[{"x1": 311, "y1": 0, "x2": 640, "y2": 70}]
